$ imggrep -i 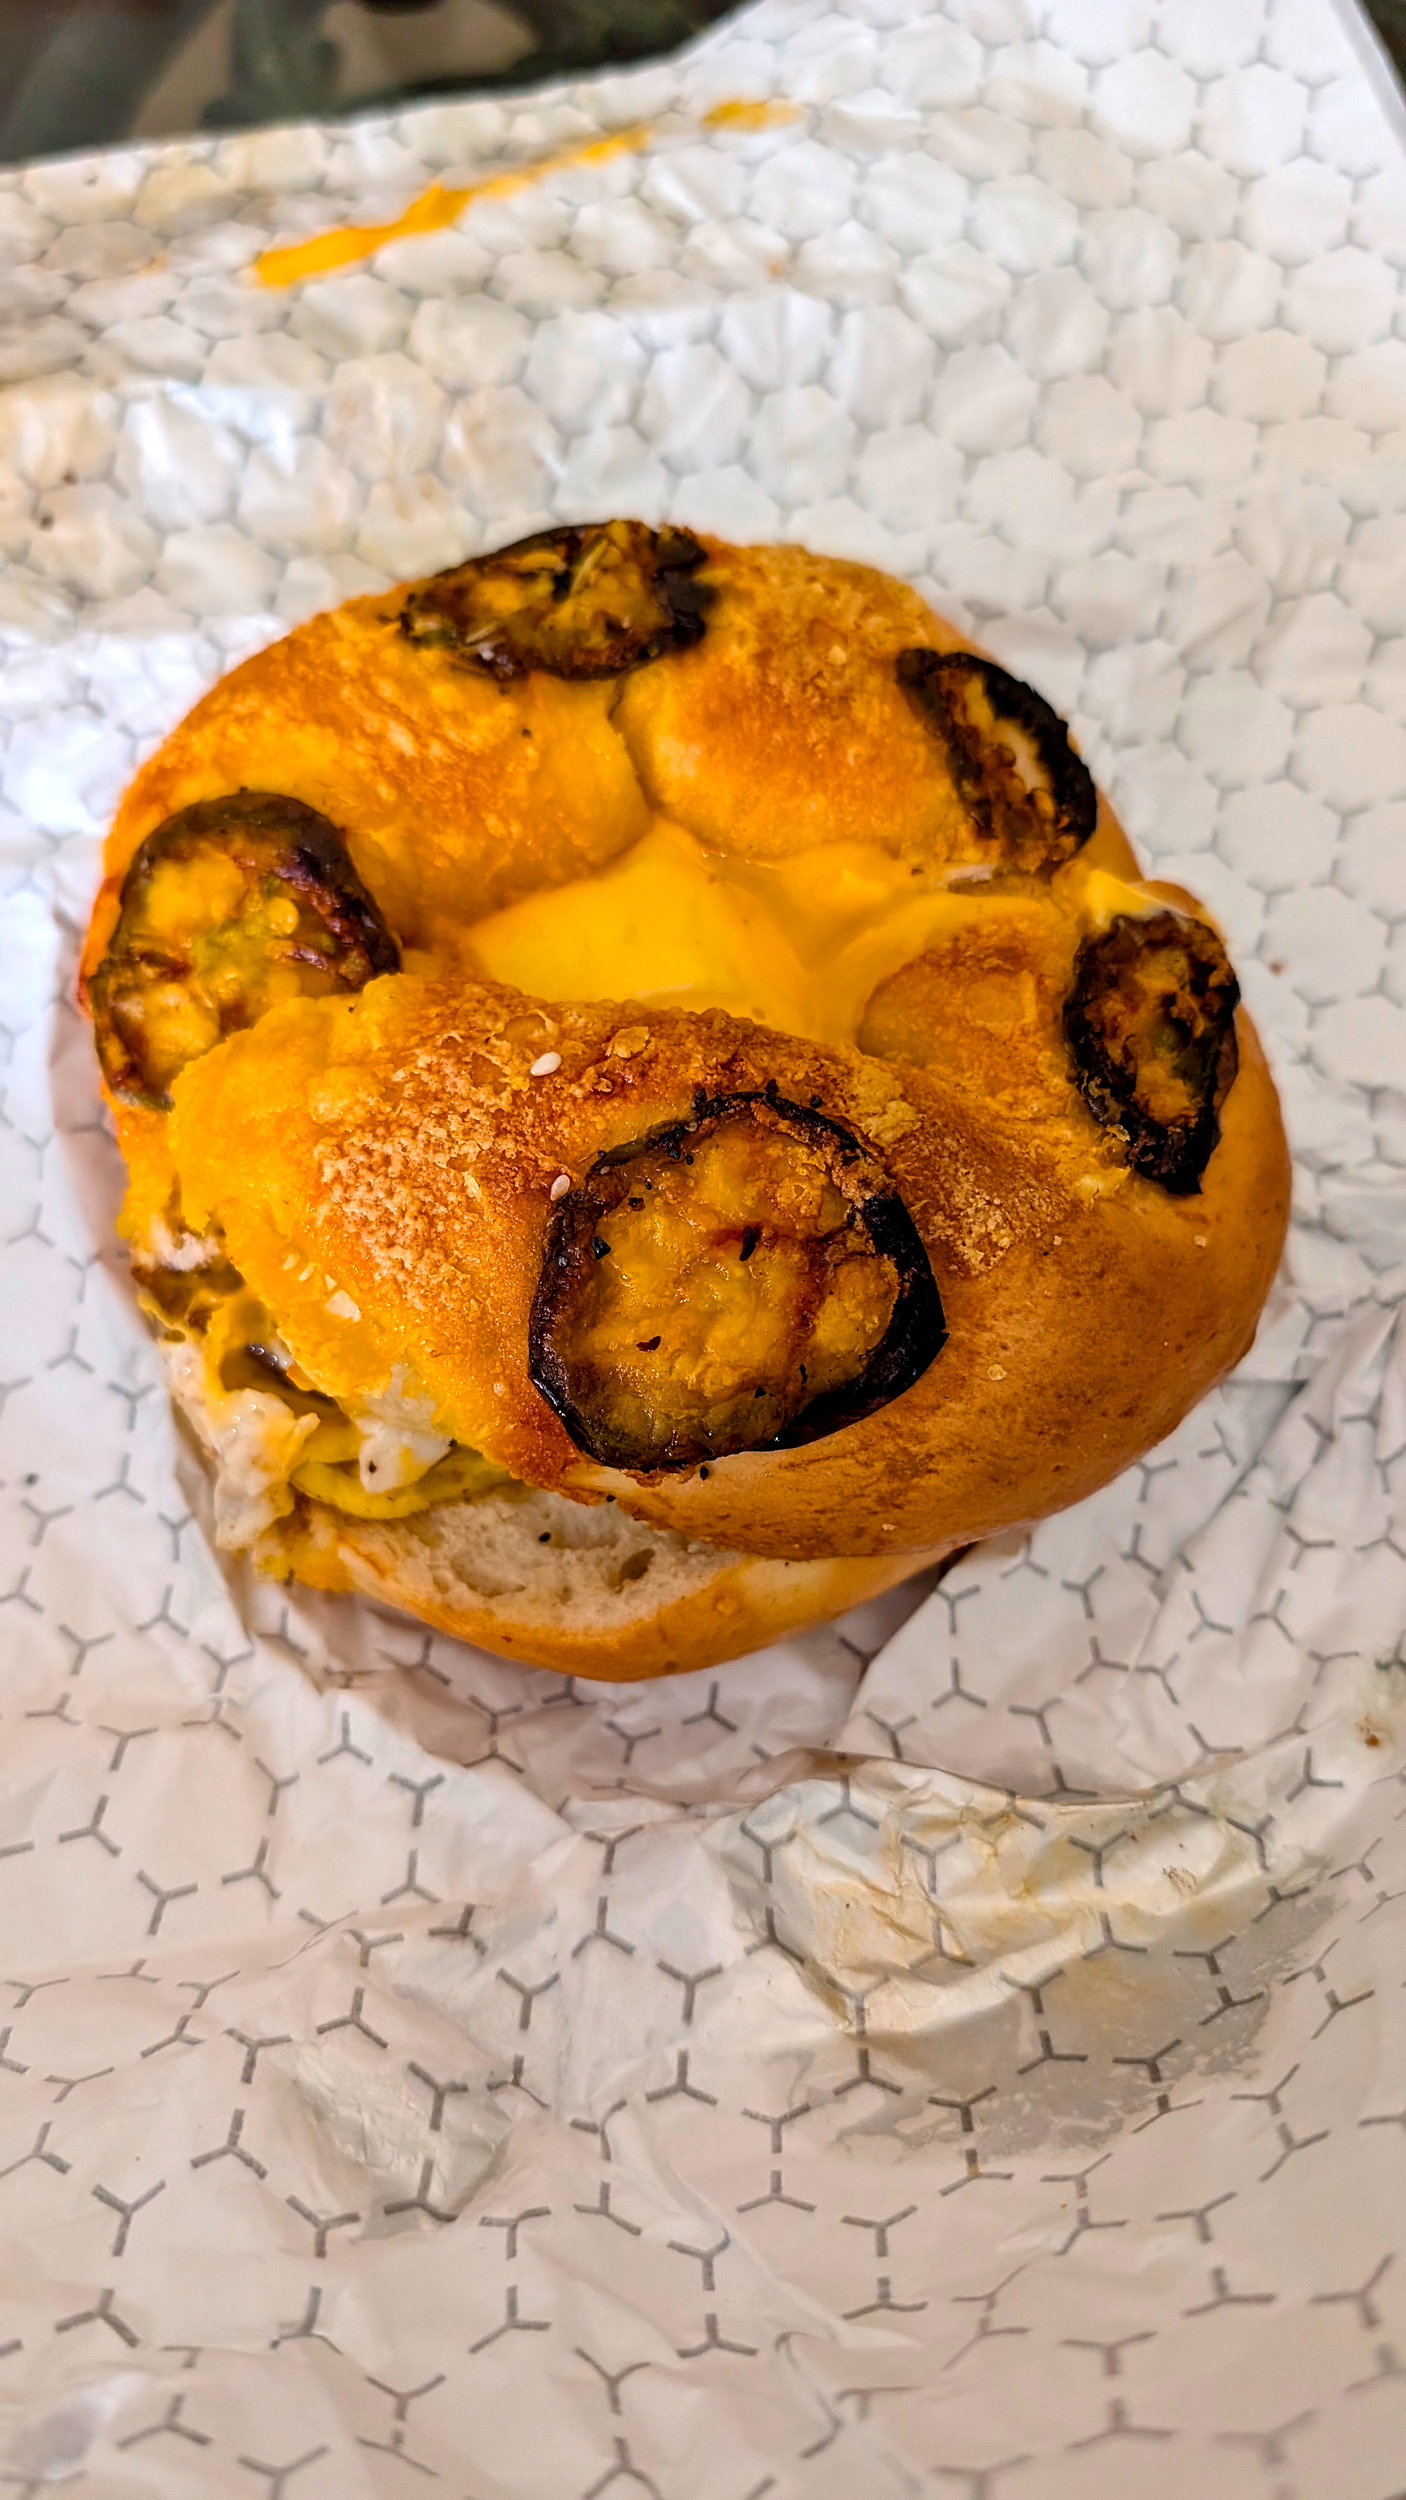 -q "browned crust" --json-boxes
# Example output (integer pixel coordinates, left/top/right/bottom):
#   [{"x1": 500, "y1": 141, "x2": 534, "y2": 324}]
[
  {"x1": 83, "y1": 534, "x2": 1293, "y2": 1666},
  {"x1": 399, "y1": 521, "x2": 711, "y2": 681},
  {"x1": 166, "y1": 975, "x2": 948, "y2": 1496}
]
